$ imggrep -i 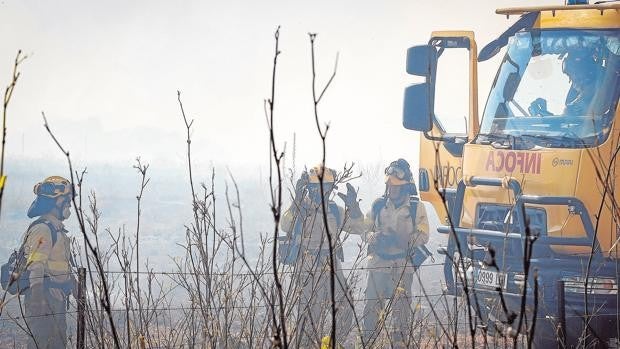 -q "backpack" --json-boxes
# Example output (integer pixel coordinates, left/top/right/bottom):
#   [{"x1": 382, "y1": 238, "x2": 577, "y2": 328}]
[
  {"x1": 370, "y1": 195, "x2": 434, "y2": 269},
  {"x1": 1, "y1": 218, "x2": 59, "y2": 295},
  {"x1": 279, "y1": 202, "x2": 343, "y2": 265}
]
